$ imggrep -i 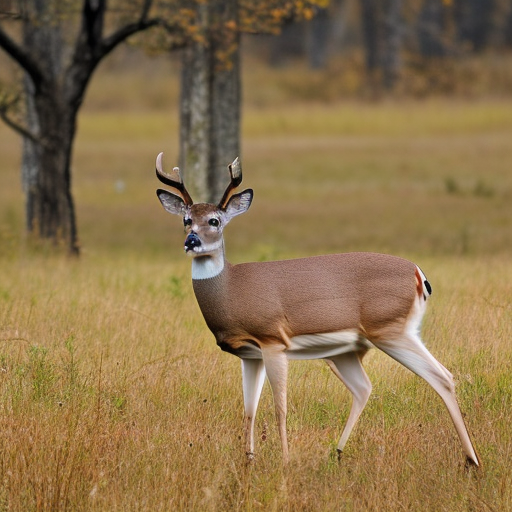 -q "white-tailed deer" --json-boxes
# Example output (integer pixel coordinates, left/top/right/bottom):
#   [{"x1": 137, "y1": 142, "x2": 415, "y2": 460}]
[{"x1": 155, "y1": 153, "x2": 480, "y2": 467}]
